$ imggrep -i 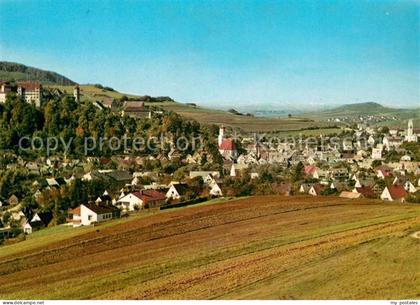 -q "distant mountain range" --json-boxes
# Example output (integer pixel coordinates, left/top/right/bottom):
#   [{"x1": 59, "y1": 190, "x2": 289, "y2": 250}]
[{"x1": 0, "y1": 61, "x2": 76, "y2": 85}]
